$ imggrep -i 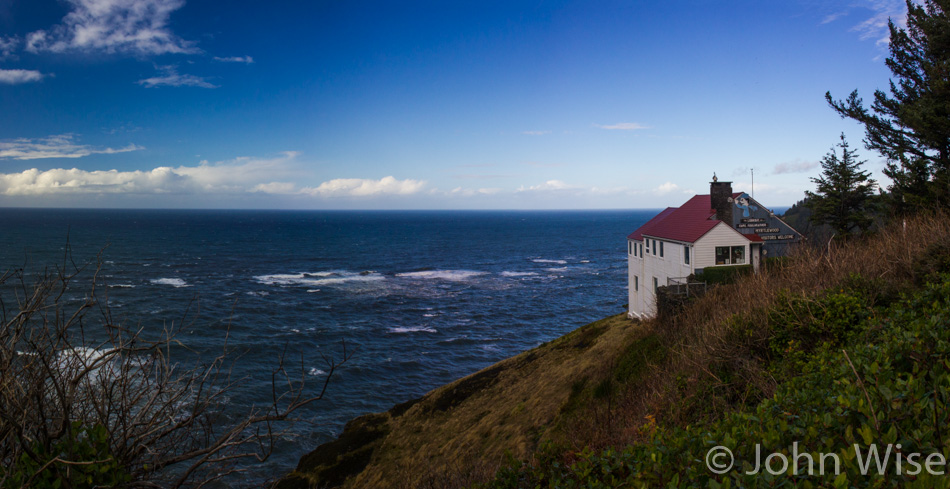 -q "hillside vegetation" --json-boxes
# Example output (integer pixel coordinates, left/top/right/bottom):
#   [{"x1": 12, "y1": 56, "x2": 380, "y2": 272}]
[{"x1": 281, "y1": 211, "x2": 950, "y2": 488}]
